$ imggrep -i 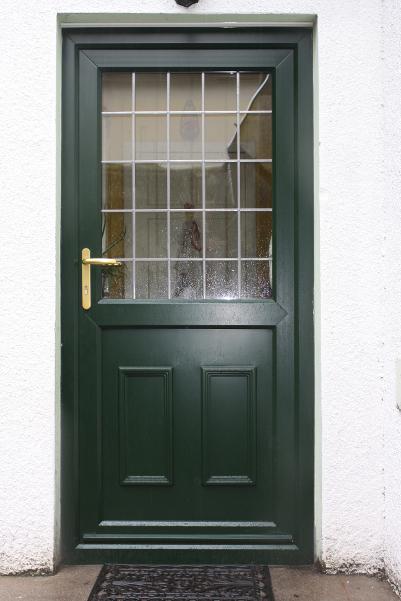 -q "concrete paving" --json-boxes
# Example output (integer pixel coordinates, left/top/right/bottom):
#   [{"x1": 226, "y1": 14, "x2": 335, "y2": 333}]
[
  {"x1": 0, "y1": 564, "x2": 398, "y2": 601},
  {"x1": 270, "y1": 566, "x2": 398, "y2": 601}
]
